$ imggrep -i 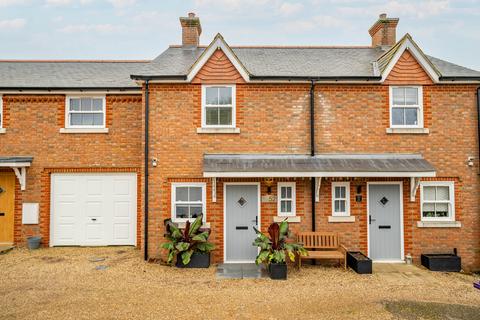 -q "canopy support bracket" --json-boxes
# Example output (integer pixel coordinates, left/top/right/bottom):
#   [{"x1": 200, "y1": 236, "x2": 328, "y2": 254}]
[
  {"x1": 315, "y1": 177, "x2": 322, "y2": 202},
  {"x1": 212, "y1": 177, "x2": 217, "y2": 203},
  {"x1": 12, "y1": 167, "x2": 27, "y2": 191},
  {"x1": 410, "y1": 177, "x2": 421, "y2": 202}
]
